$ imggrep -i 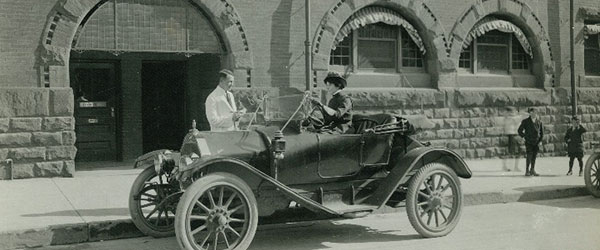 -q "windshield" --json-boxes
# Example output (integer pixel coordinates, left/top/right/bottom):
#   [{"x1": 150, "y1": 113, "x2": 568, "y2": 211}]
[{"x1": 239, "y1": 92, "x2": 313, "y2": 130}]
